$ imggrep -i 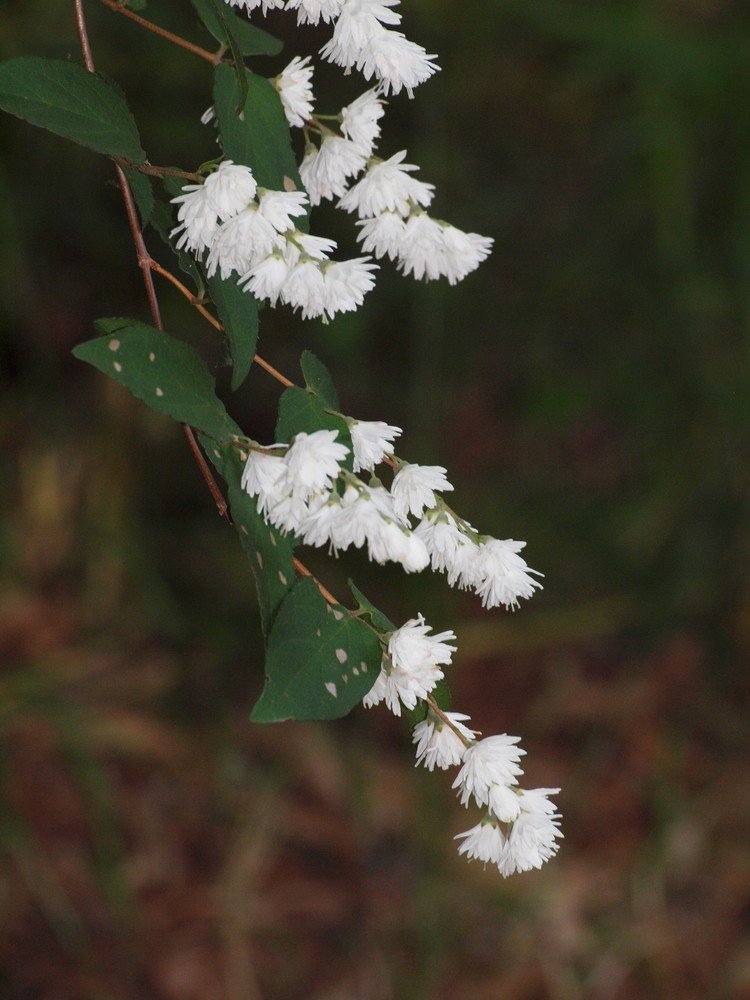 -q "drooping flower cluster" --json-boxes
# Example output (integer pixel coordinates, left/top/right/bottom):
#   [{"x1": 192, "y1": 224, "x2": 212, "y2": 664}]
[
  {"x1": 238, "y1": 417, "x2": 541, "y2": 610},
  {"x1": 172, "y1": 160, "x2": 377, "y2": 320},
  {"x1": 360, "y1": 613, "x2": 562, "y2": 876}
]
